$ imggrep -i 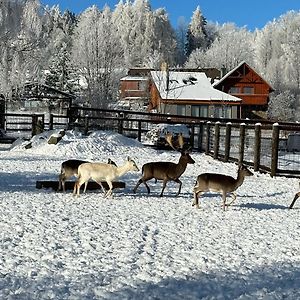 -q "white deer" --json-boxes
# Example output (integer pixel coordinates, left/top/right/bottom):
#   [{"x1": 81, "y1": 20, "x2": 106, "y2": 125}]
[
  {"x1": 59, "y1": 158, "x2": 117, "y2": 192},
  {"x1": 73, "y1": 157, "x2": 139, "y2": 197},
  {"x1": 193, "y1": 164, "x2": 253, "y2": 210}
]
